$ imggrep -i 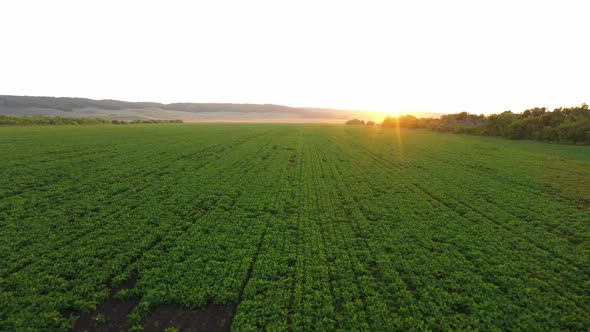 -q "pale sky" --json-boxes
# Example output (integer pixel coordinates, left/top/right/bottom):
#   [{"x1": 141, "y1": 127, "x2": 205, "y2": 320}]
[{"x1": 1, "y1": 0, "x2": 589, "y2": 115}]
